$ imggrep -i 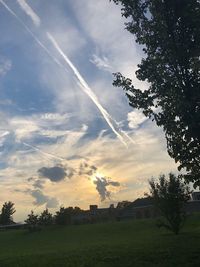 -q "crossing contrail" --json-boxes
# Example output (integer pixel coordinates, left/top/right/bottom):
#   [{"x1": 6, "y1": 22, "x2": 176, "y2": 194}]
[
  {"x1": 47, "y1": 32, "x2": 128, "y2": 147},
  {"x1": 23, "y1": 142, "x2": 66, "y2": 161},
  {"x1": 0, "y1": 0, "x2": 132, "y2": 147}
]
